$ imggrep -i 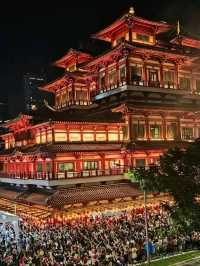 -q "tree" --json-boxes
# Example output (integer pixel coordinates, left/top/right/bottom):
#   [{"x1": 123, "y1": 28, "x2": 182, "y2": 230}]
[{"x1": 136, "y1": 139, "x2": 200, "y2": 231}]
